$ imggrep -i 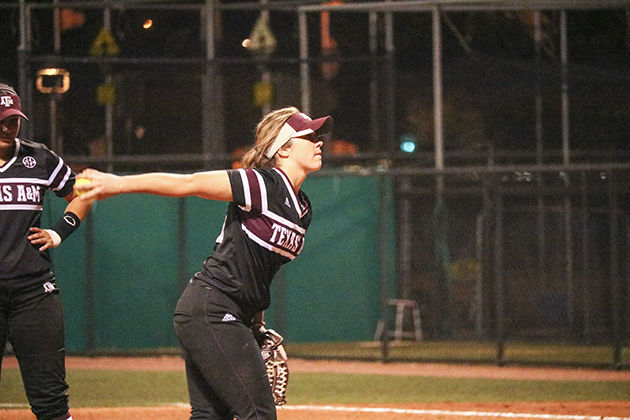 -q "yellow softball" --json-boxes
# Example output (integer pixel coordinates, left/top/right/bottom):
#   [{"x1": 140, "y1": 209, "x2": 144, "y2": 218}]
[{"x1": 75, "y1": 177, "x2": 91, "y2": 196}]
